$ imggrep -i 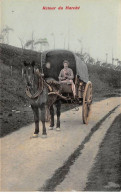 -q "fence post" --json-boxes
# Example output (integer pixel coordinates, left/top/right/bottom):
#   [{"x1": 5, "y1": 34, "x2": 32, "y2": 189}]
[
  {"x1": 10, "y1": 66, "x2": 13, "y2": 76},
  {"x1": 22, "y1": 67, "x2": 24, "y2": 78}
]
